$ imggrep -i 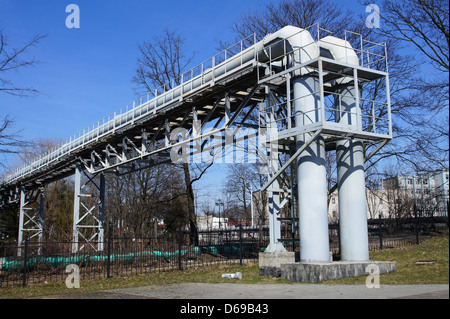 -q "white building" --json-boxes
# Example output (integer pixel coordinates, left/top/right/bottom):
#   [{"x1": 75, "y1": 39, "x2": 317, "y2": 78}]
[
  {"x1": 327, "y1": 169, "x2": 449, "y2": 220},
  {"x1": 197, "y1": 215, "x2": 228, "y2": 230}
]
